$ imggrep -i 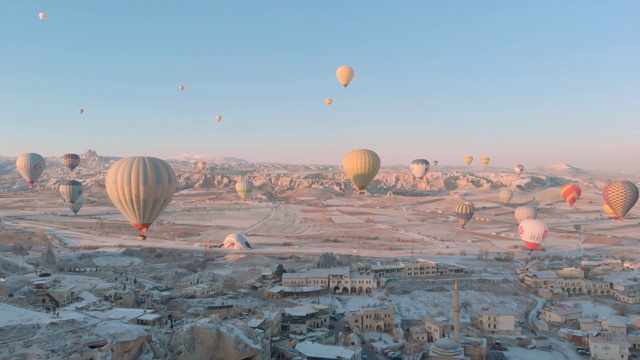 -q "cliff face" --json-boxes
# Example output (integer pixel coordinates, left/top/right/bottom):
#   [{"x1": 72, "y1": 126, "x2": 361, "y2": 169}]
[{"x1": 168, "y1": 318, "x2": 262, "y2": 360}]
